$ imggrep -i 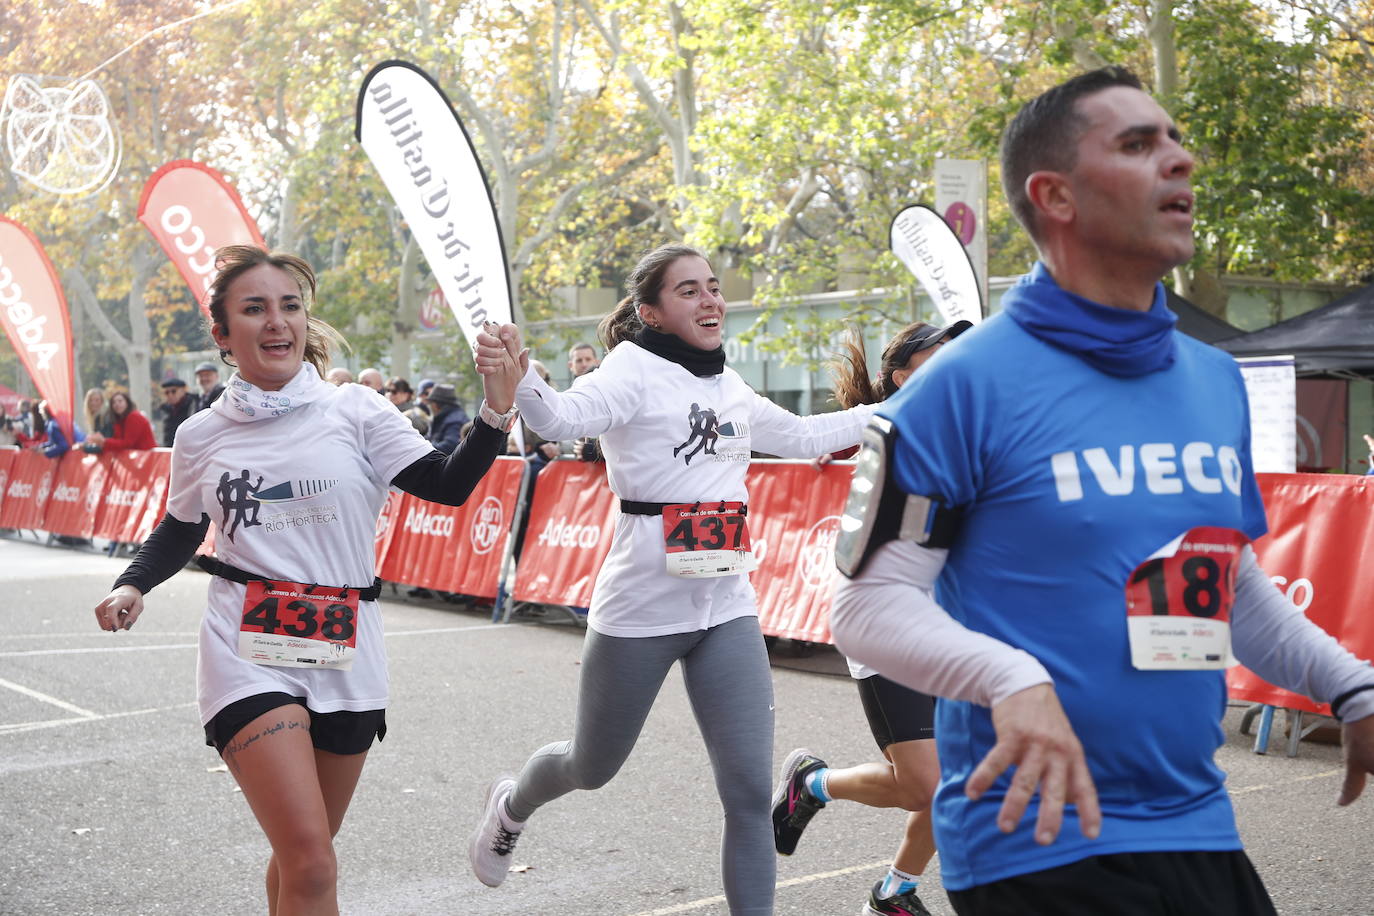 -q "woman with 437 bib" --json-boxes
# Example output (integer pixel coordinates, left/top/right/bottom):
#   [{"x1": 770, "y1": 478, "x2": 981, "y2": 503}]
[{"x1": 467, "y1": 243, "x2": 875, "y2": 915}]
